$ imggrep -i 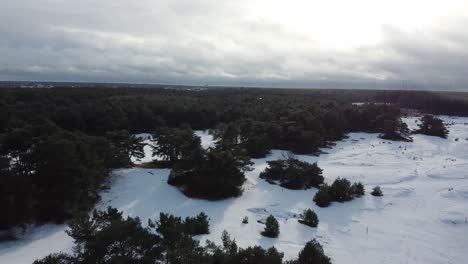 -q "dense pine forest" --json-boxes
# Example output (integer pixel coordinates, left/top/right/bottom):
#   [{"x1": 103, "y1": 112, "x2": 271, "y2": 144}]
[{"x1": 0, "y1": 87, "x2": 466, "y2": 231}]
